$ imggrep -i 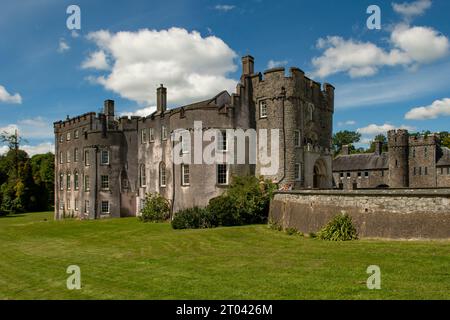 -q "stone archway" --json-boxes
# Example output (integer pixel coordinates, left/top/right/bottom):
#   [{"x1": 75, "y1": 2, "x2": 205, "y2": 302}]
[{"x1": 313, "y1": 159, "x2": 327, "y2": 189}]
